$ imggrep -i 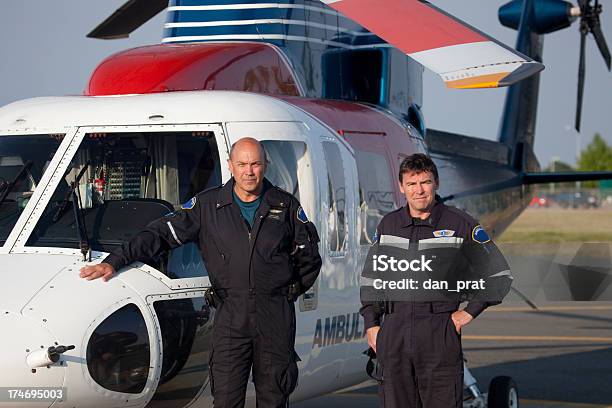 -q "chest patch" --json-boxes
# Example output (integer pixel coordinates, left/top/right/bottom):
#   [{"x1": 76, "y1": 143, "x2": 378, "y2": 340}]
[
  {"x1": 433, "y1": 229, "x2": 455, "y2": 237},
  {"x1": 267, "y1": 207, "x2": 286, "y2": 221}
]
